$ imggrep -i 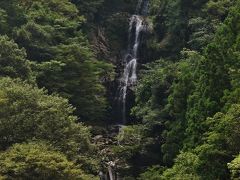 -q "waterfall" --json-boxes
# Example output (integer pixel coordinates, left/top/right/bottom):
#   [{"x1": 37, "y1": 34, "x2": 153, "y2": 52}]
[
  {"x1": 117, "y1": 0, "x2": 149, "y2": 124},
  {"x1": 103, "y1": 2, "x2": 149, "y2": 179}
]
